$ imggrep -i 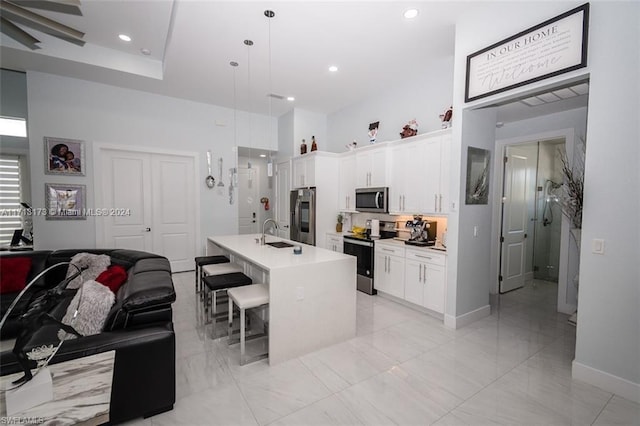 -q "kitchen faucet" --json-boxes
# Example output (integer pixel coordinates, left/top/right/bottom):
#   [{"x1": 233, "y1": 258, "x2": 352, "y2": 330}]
[{"x1": 260, "y1": 218, "x2": 278, "y2": 245}]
